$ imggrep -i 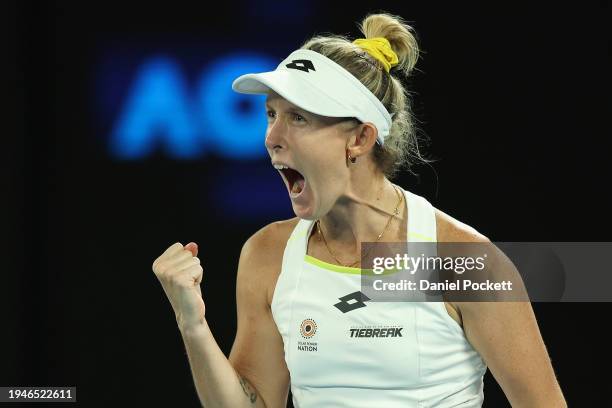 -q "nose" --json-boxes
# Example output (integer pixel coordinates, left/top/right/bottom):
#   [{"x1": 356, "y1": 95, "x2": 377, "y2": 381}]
[{"x1": 264, "y1": 114, "x2": 286, "y2": 152}]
